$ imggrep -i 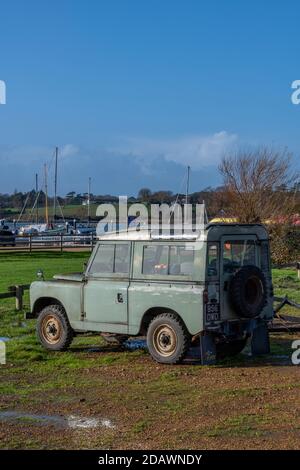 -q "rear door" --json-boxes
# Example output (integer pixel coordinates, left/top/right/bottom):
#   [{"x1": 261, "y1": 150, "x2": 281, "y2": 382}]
[{"x1": 220, "y1": 235, "x2": 259, "y2": 320}]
